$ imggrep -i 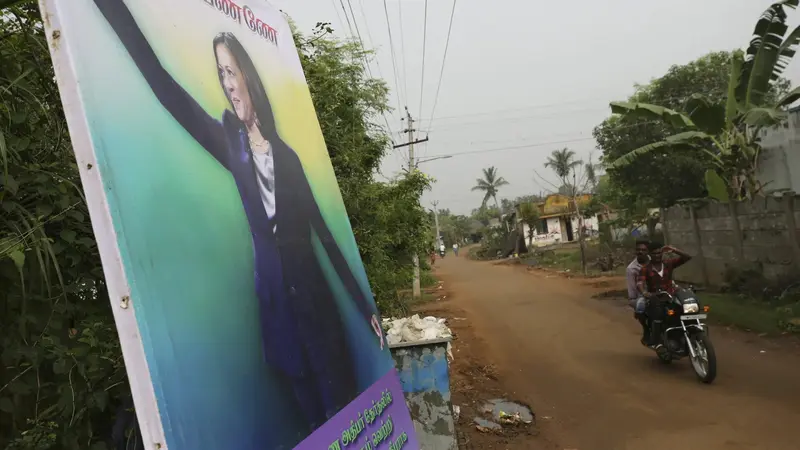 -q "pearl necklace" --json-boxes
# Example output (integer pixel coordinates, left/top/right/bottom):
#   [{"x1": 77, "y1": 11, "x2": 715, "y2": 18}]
[{"x1": 249, "y1": 135, "x2": 270, "y2": 154}]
